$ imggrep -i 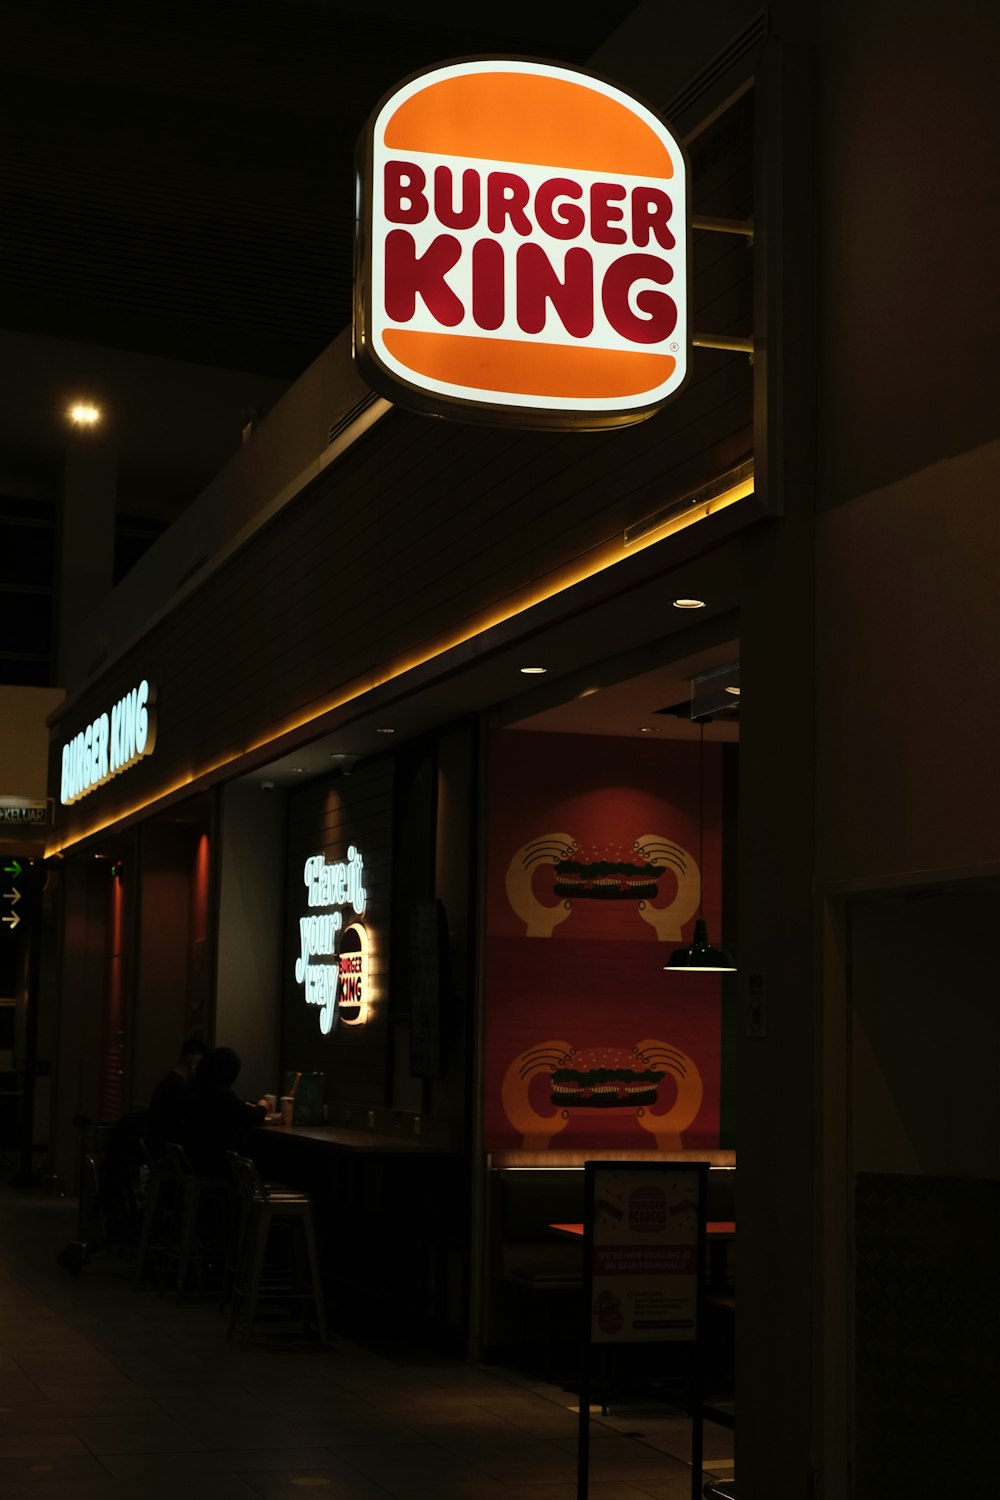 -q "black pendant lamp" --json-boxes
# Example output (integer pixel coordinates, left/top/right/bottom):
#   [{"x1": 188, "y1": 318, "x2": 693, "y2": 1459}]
[{"x1": 664, "y1": 719, "x2": 736, "y2": 973}]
